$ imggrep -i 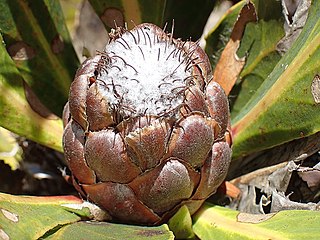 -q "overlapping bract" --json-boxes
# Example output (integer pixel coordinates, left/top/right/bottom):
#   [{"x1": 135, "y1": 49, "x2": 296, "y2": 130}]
[{"x1": 63, "y1": 23, "x2": 232, "y2": 225}]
